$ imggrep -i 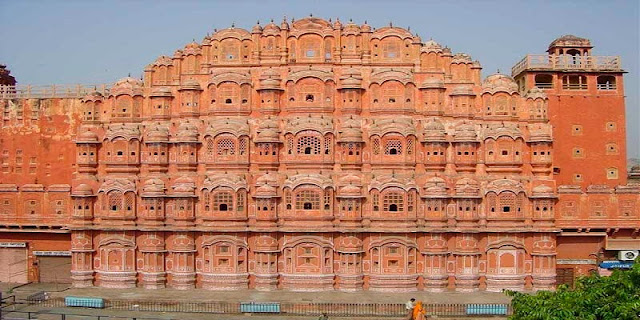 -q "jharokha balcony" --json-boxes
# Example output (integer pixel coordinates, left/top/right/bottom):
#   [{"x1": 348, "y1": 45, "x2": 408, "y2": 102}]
[{"x1": 511, "y1": 54, "x2": 622, "y2": 77}]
